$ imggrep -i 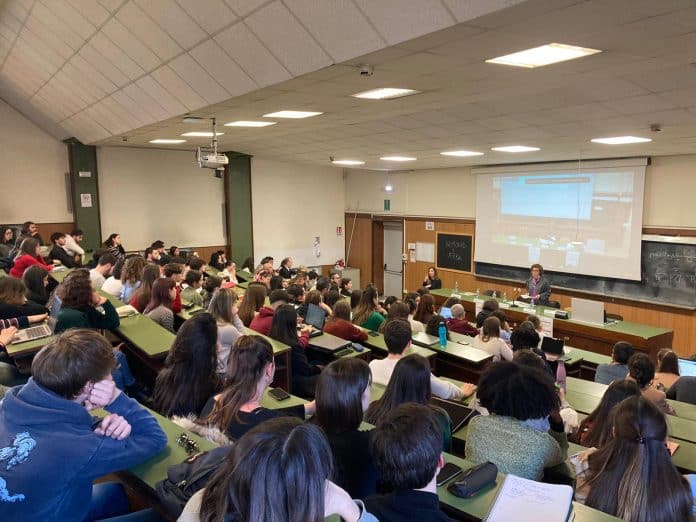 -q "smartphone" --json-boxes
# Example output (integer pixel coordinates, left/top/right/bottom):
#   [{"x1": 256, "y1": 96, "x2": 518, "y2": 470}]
[
  {"x1": 368, "y1": 331, "x2": 379, "y2": 337},
  {"x1": 269, "y1": 388, "x2": 291, "y2": 401},
  {"x1": 436, "y1": 462, "x2": 463, "y2": 486}
]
